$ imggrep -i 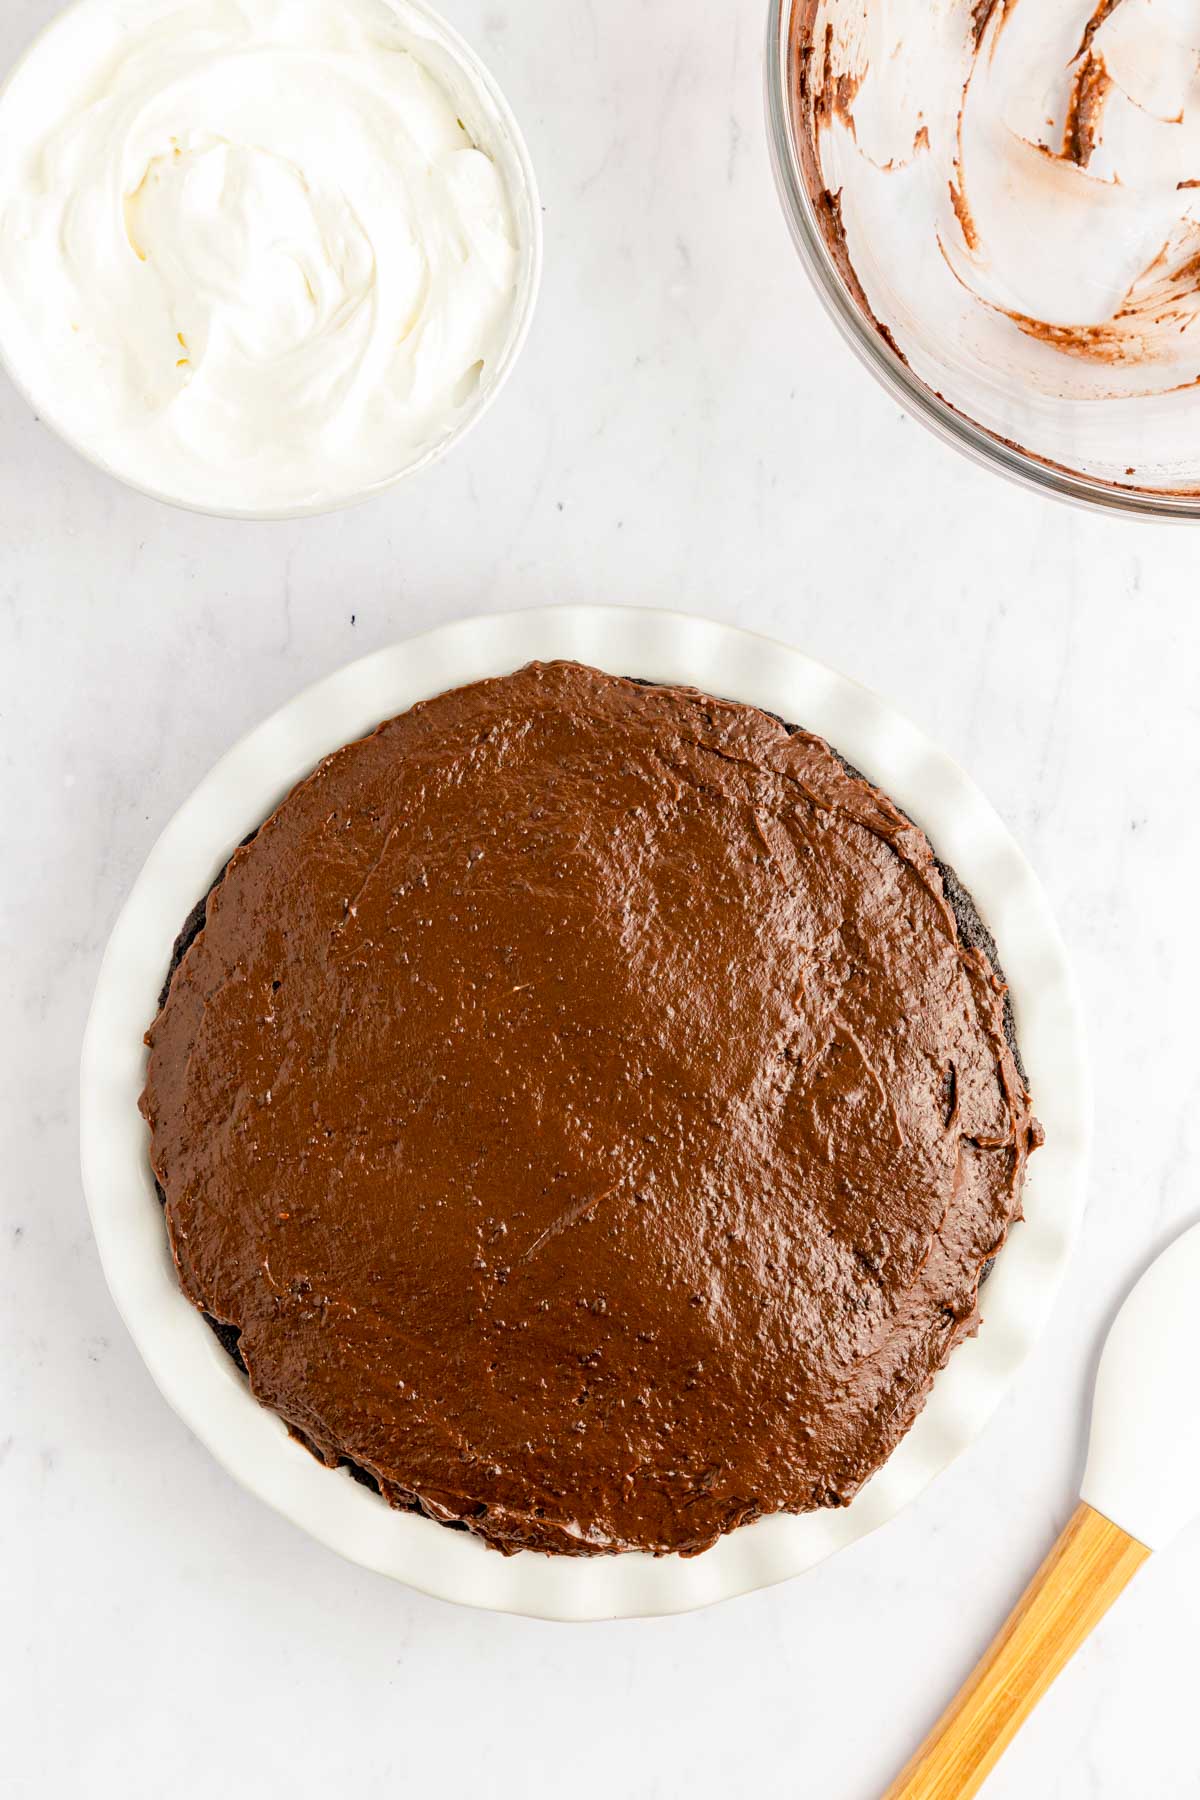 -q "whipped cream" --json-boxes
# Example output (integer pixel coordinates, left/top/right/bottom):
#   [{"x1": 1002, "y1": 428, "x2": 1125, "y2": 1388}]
[
  {"x1": 795, "y1": 0, "x2": 1200, "y2": 492},
  {"x1": 0, "y1": 0, "x2": 530, "y2": 513}
]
